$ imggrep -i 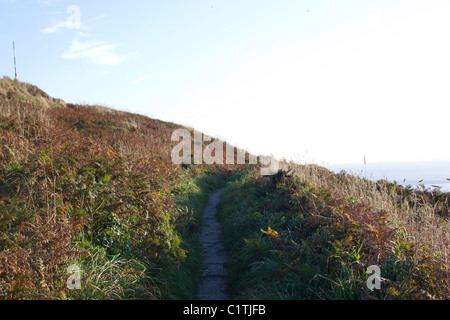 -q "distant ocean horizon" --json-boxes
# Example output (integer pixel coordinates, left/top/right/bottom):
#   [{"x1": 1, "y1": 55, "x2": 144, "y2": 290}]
[{"x1": 324, "y1": 160, "x2": 450, "y2": 193}]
